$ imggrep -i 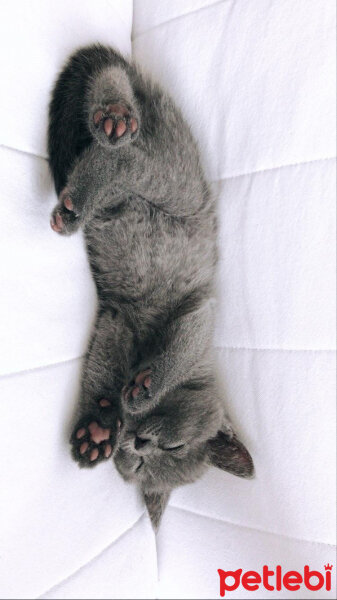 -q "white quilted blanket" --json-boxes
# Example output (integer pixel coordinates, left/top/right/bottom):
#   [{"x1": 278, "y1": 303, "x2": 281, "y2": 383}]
[{"x1": 0, "y1": 1, "x2": 335, "y2": 598}]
